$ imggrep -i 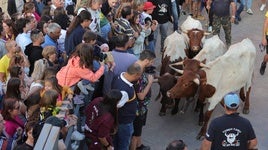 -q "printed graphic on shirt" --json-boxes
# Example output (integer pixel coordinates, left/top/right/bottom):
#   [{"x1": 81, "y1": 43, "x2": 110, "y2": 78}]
[
  {"x1": 222, "y1": 128, "x2": 241, "y2": 147},
  {"x1": 158, "y1": 4, "x2": 168, "y2": 14}
]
